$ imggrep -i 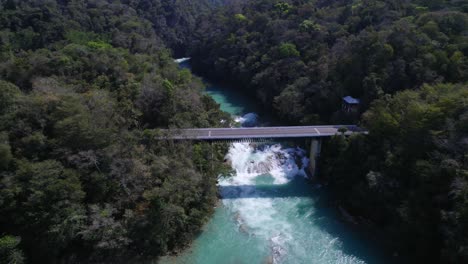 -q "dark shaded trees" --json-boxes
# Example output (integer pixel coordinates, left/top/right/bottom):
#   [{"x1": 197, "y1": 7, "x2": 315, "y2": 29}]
[
  {"x1": 321, "y1": 83, "x2": 468, "y2": 262},
  {"x1": 189, "y1": 0, "x2": 468, "y2": 124}
]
